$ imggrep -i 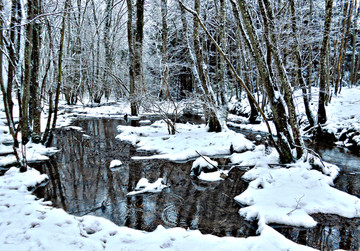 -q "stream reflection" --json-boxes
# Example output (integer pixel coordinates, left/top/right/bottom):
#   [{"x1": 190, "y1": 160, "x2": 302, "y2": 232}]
[
  {"x1": 34, "y1": 118, "x2": 360, "y2": 249},
  {"x1": 35, "y1": 118, "x2": 256, "y2": 237}
]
